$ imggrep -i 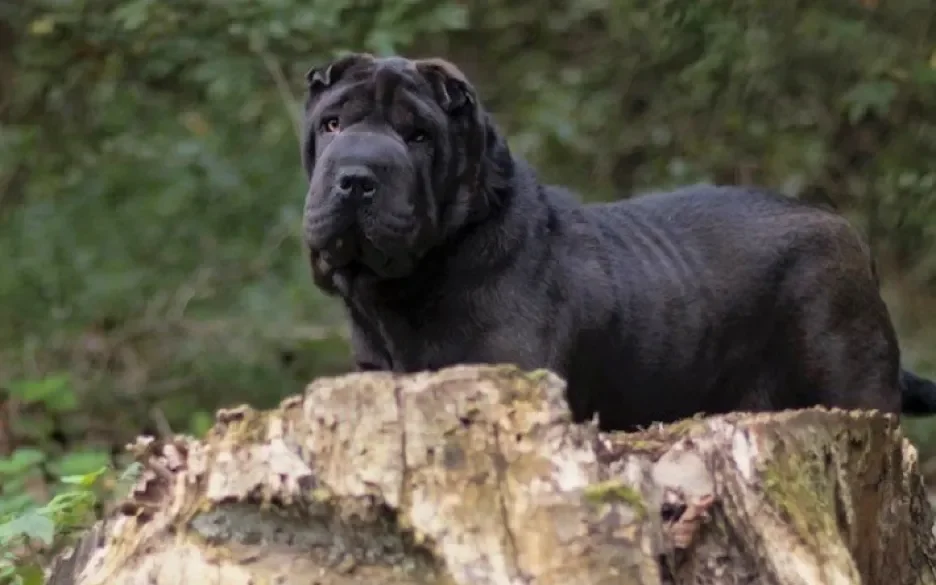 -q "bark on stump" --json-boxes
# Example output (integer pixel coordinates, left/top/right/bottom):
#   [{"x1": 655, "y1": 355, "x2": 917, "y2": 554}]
[{"x1": 45, "y1": 365, "x2": 936, "y2": 585}]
